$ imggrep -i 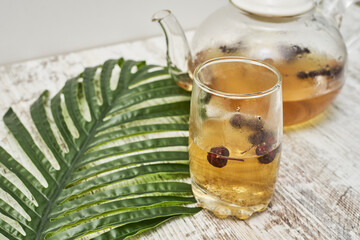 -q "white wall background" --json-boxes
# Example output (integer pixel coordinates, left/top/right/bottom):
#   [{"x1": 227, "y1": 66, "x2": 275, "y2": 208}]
[{"x1": 0, "y1": 0, "x2": 224, "y2": 65}]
